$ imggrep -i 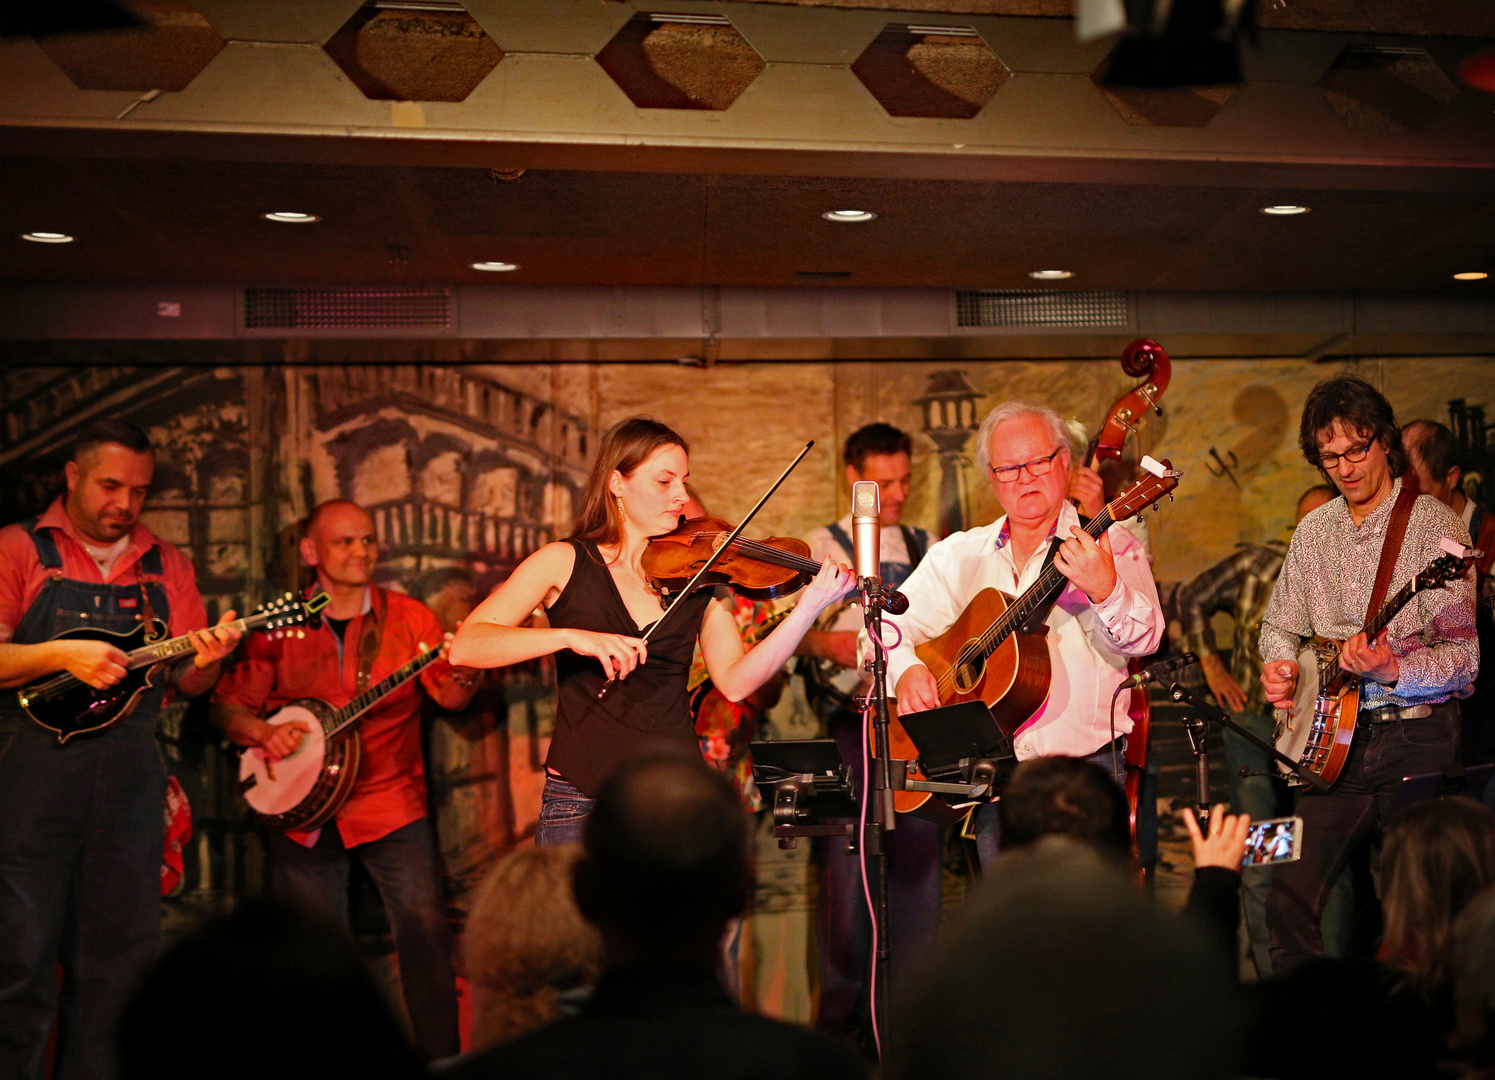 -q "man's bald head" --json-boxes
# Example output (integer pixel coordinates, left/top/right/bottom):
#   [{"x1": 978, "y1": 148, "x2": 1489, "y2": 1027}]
[
  {"x1": 574, "y1": 751, "x2": 751, "y2": 954},
  {"x1": 300, "y1": 499, "x2": 377, "y2": 590}
]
